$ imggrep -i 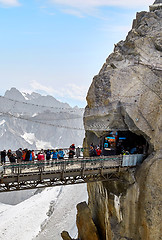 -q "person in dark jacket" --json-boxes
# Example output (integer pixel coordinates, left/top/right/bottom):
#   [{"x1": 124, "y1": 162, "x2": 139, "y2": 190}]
[
  {"x1": 7, "y1": 149, "x2": 12, "y2": 161},
  {"x1": 16, "y1": 148, "x2": 22, "y2": 163},
  {"x1": 9, "y1": 153, "x2": 16, "y2": 173},
  {"x1": 69, "y1": 149, "x2": 75, "y2": 159},
  {"x1": 25, "y1": 149, "x2": 31, "y2": 161},
  {"x1": 70, "y1": 144, "x2": 75, "y2": 151},
  {"x1": 9, "y1": 154, "x2": 16, "y2": 163},
  {"x1": 89, "y1": 146, "x2": 97, "y2": 157},
  {"x1": 69, "y1": 144, "x2": 75, "y2": 159},
  {"x1": 1, "y1": 150, "x2": 6, "y2": 164},
  {"x1": 76, "y1": 147, "x2": 80, "y2": 158},
  {"x1": 45, "y1": 149, "x2": 51, "y2": 165}
]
